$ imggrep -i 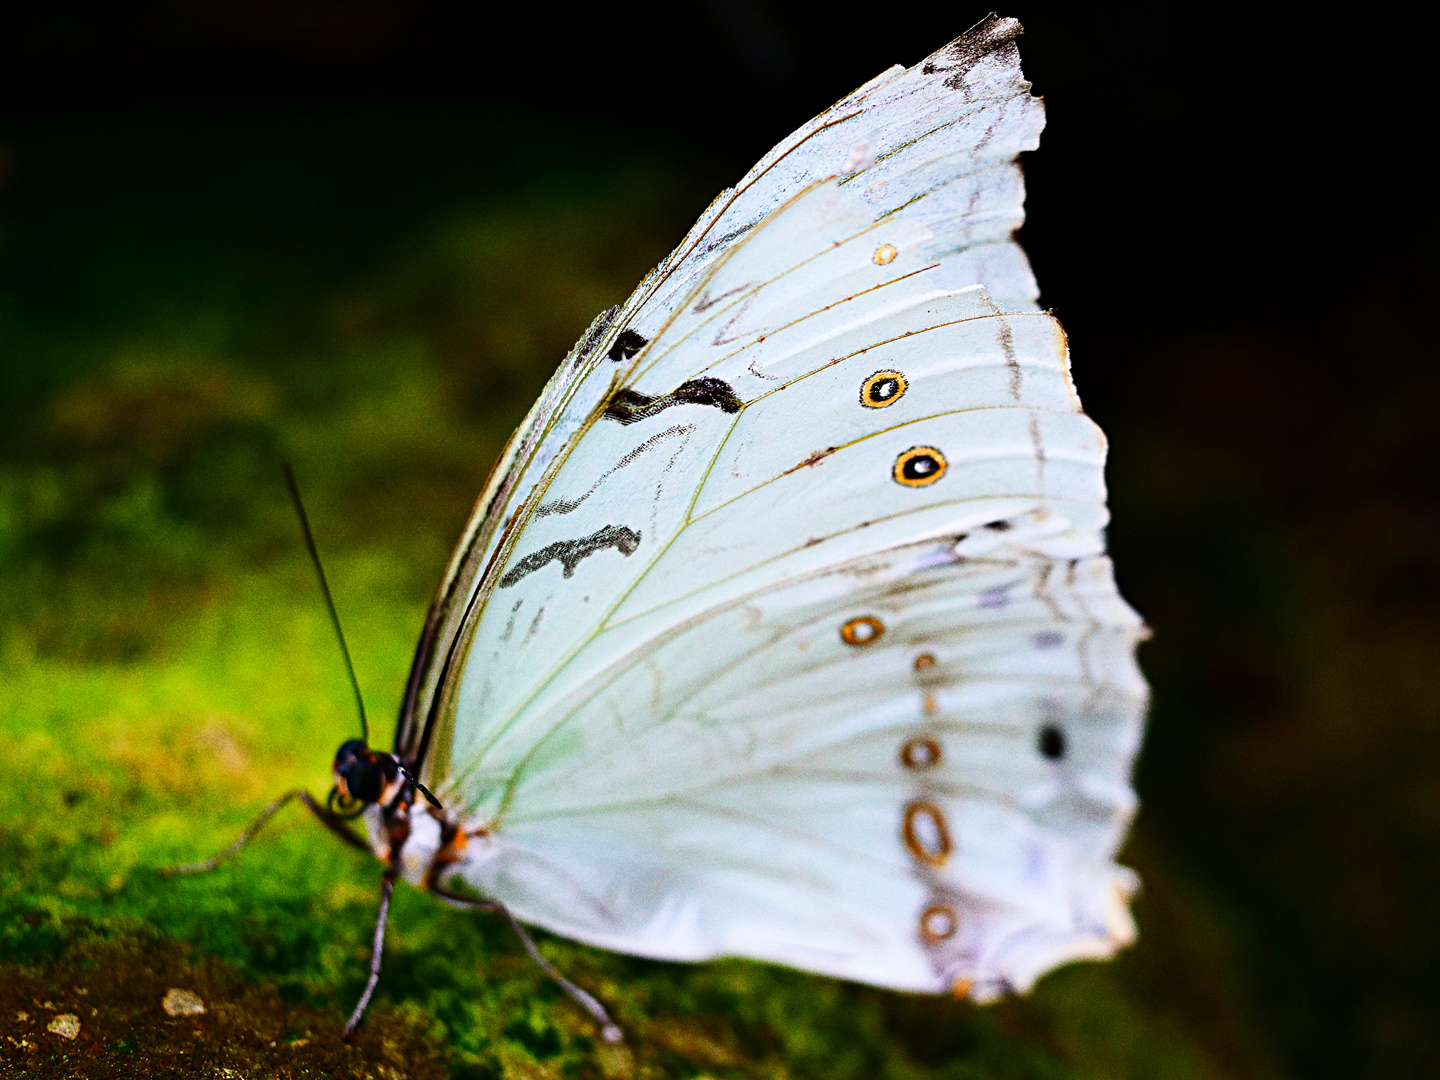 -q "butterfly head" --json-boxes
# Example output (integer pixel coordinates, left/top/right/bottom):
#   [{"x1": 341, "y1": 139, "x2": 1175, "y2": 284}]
[{"x1": 329, "y1": 739, "x2": 400, "y2": 818}]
